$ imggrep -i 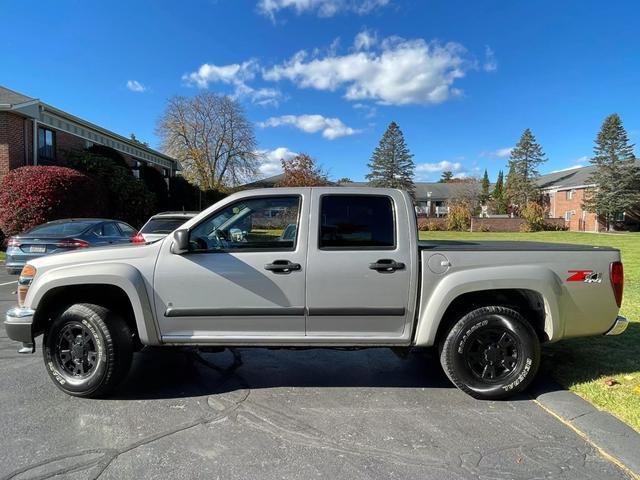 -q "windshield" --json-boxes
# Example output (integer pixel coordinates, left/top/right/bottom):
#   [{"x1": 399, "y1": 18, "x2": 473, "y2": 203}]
[
  {"x1": 141, "y1": 218, "x2": 189, "y2": 234},
  {"x1": 26, "y1": 221, "x2": 95, "y2": 236}
]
